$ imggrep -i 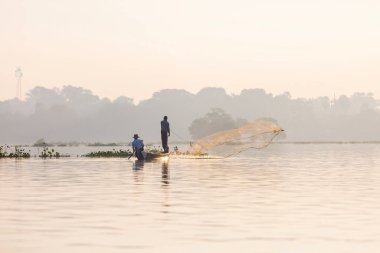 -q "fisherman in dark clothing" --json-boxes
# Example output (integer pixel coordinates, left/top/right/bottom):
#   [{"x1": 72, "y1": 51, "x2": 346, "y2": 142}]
[{"x1": 161, "y1": 116, "x2": 170, "y2": 153}]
